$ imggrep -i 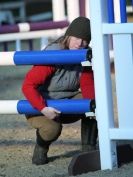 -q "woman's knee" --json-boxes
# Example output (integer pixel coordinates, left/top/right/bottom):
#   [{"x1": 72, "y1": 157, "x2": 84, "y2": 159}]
[
  {"x1": 38, "y1": 118, "x2": 62, "y2": 141},
  {"x1": 26, "y1": 115, "x2": 62, "y2": 141}
]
